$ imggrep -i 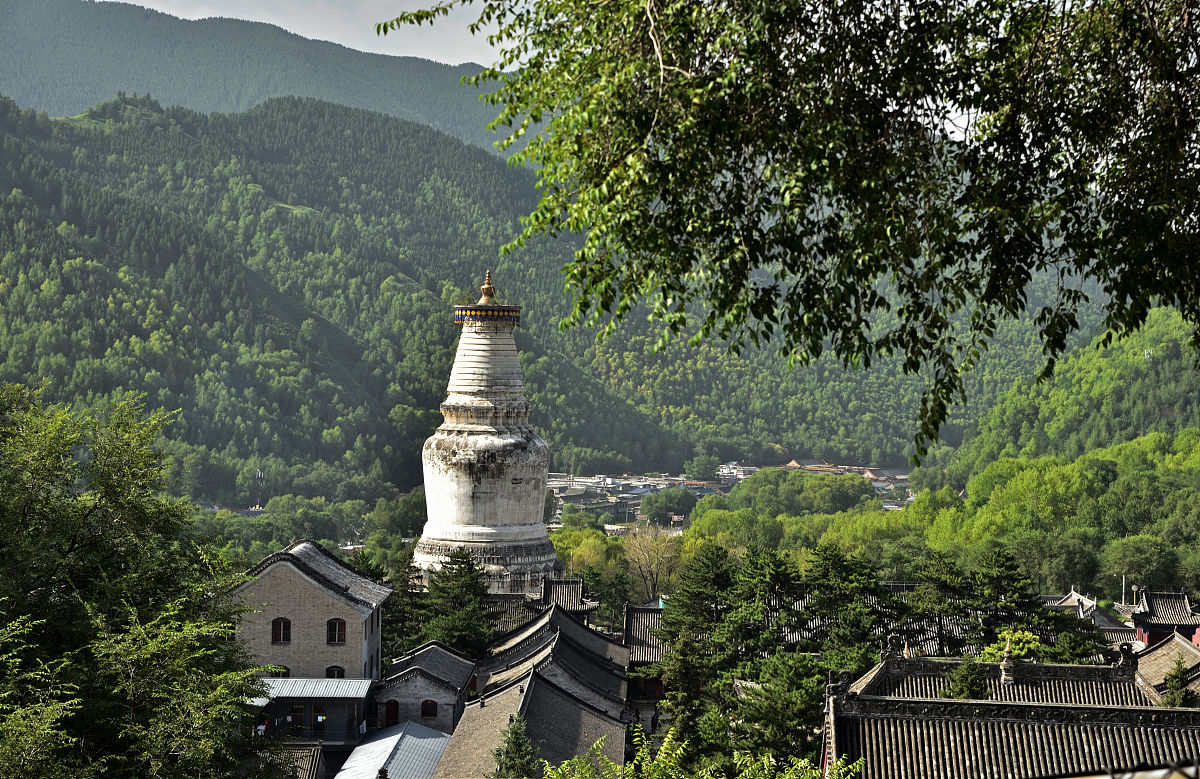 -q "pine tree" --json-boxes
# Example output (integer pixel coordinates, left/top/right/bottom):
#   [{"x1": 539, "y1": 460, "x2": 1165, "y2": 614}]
[
  {"x1": 419, "y1": 548, "x2": 496, "y2": 659},
  {"x1": 493, "y1": 715, "x2": 542, "y2": 778},
  {"x1": 655, "y1": 541, "x2": 734, "y2": 738},
  {"x1": 940, "y1": 656, "x2": 990, "y2": 700},
  {"x1": 713, "y1": 547, "x2": 802, "y2": 678},
  {"x1": 381, "y1": 543, "x2": 429, "y2": 660},
  {"x1": 731, "y1": 653, "x2": 827, "y2": 762},
  {"x1": 906, "y1": 552, "x2": 971, "y2": 657},
  {"x1": 800, "y1": 544, "x2": 900, "y2": 674},
  {"x1": 1160, "y1": 655, "x2": 1197, "y2": 708},
  {"x1": 969, "y1": 548, "x2": 1049, "y2": 647}
]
